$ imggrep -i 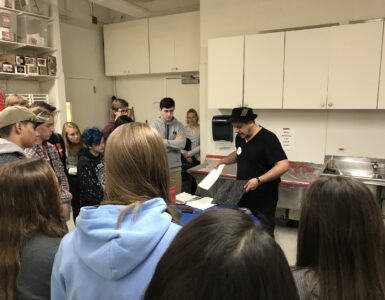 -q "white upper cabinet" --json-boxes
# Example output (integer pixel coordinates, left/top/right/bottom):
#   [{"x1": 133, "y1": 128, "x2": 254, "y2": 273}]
[
  {"x1": 327, "y1": 21, "x2": 383, "y2": 109},
  {"x1": 103, "y1": 19, "x2": 150, "y2": 76},
  {"x1": 378, "y1": 25, "x2": 385, "y2": 109},
  {"x1": 208, "y1": 36, "x2": 244, "y2": 109},
  {"x1": 149, "y1": 11, "x2": 199, "y2": 73},
  {"x1": 283, "y1": 27, "x2": 331, "y2": 109},
  {"x1": 244, "y1": 32, "x2": 284, "y2": 109}
]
